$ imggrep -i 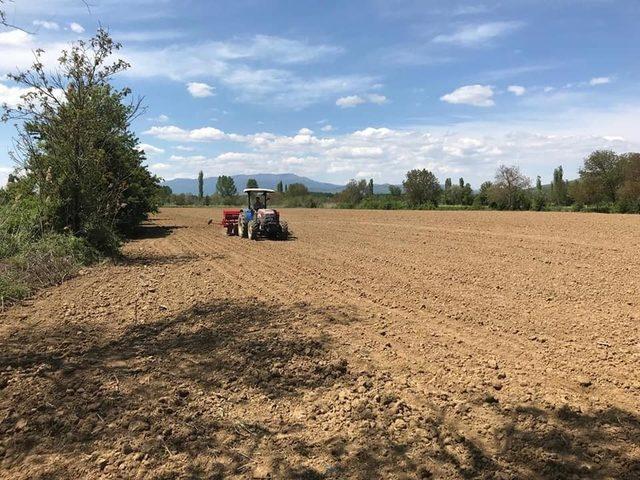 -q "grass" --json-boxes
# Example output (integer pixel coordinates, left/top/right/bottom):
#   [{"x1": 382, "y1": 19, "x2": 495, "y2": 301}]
[{"x1": 0, "y1": 195, "x2": 100, "y2": 306}]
